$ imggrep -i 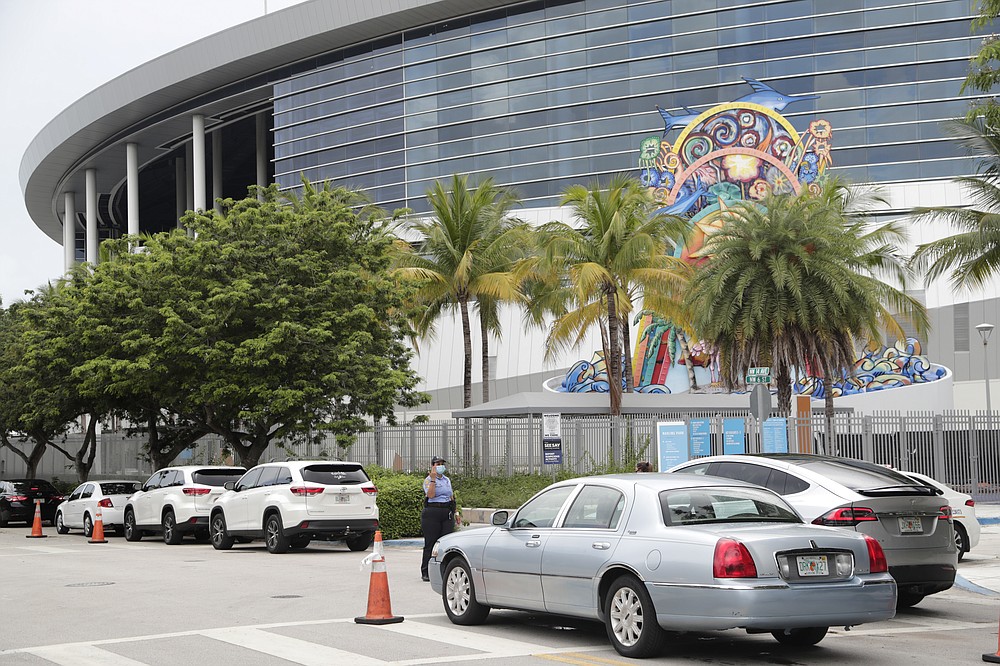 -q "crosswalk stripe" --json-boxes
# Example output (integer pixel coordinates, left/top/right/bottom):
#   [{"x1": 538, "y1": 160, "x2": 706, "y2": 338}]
[
  {"x1": 29, "y1": 644, "x2": 147, "y2": 665},
  {"x1": 203, "y1": 626, "x2": 389, "y2": 666},
  {"x1": 829, "y1": 619, "x2": 991, "y2": 637},
  {"x1": 381, "y1": 618, "x2": 552, "y2": 657}
]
